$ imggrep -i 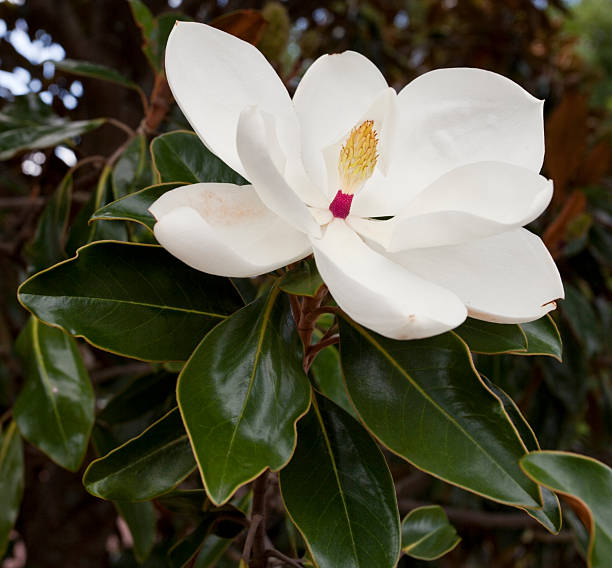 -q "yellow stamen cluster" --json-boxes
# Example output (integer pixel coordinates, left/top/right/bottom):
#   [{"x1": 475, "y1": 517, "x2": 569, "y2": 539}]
[{"x1": 338, "y1": 120, "x2": 379, "y2": 194}]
